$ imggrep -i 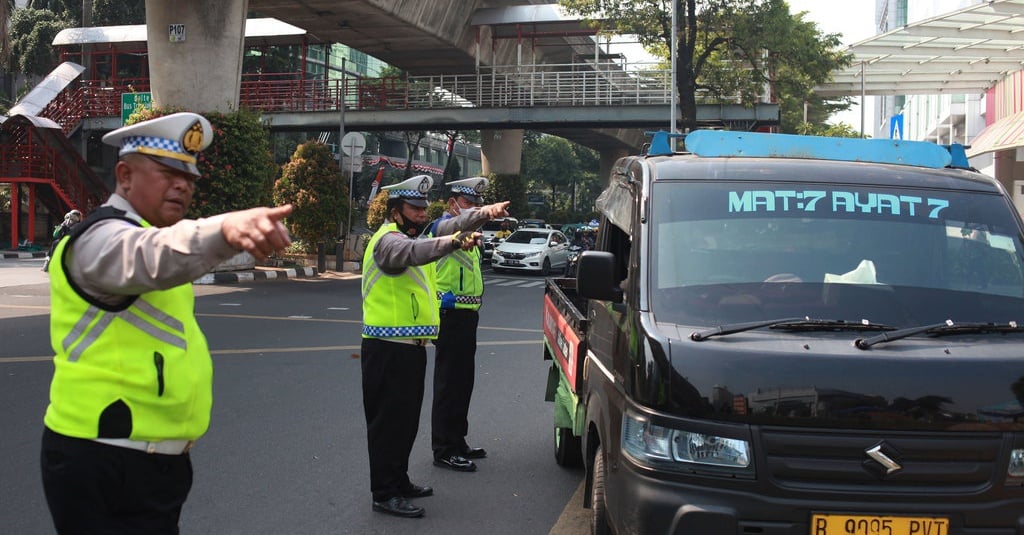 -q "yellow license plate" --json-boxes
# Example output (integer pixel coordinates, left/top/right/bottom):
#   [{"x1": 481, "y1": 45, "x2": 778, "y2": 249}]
[{"x1": 811, "y1": 514, "x2": 949, "y2": 535}]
